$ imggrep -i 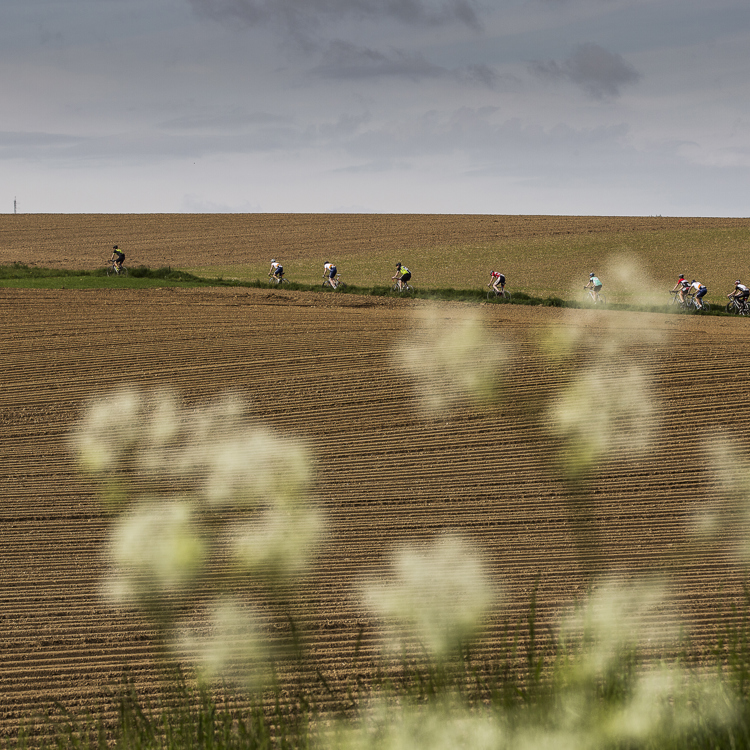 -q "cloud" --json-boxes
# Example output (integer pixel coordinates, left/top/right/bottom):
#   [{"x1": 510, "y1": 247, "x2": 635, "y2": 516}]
[
  {"x1": 0, "y1": 130, "x2": 85, "y2": 159},
  {"x1": 531, "y1": 42, "x2": 642, "y2": 99},
  {"x1": 186, "y1": 0, "x2": 482, "y2": 38},
  {"x1": 158, "y1": 109, "x2": 286, "y2": 133},
  {"x1": 311, "y1": 40, "x2": 507, "y2": 88},
  {"x1": 312, "y1": 40, "x2": 445, "y2": 80}
]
